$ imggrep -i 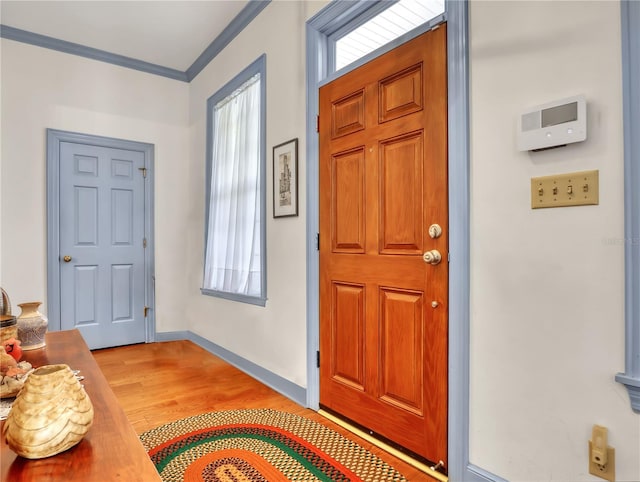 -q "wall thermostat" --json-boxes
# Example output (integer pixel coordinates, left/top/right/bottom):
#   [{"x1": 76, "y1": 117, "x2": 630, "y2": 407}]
[{"x1": 517, "y1": 95, "x2": 587, "y2": 152}]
